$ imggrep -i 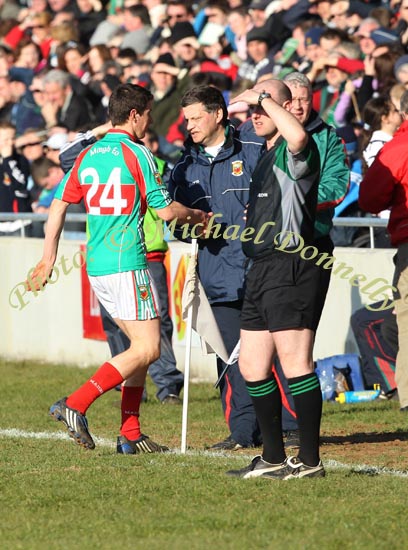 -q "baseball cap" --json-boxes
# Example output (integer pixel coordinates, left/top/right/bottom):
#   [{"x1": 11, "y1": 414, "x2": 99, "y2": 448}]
[
  {"x1": 43, "y1": 133, "x2": 69, "y2": 150},
  {"x1": 370, "y1": 28, "x2": 398, "y2": 46}
]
